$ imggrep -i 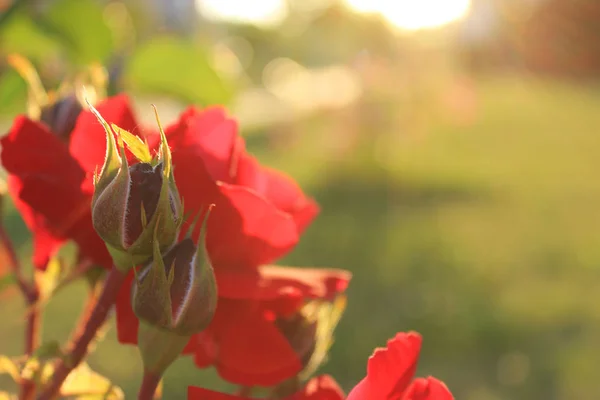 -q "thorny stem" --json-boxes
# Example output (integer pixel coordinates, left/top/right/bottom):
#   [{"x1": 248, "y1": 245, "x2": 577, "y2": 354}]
[
  {"x1": 0, "y1": 224, "x2": 40, "y2": 400},
  {"x1": 36, "y1": 267, "x2": 126, "y2": 400},
  {"x1": 137, "y1": 370, "x2": 161, "y2": 400}
]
